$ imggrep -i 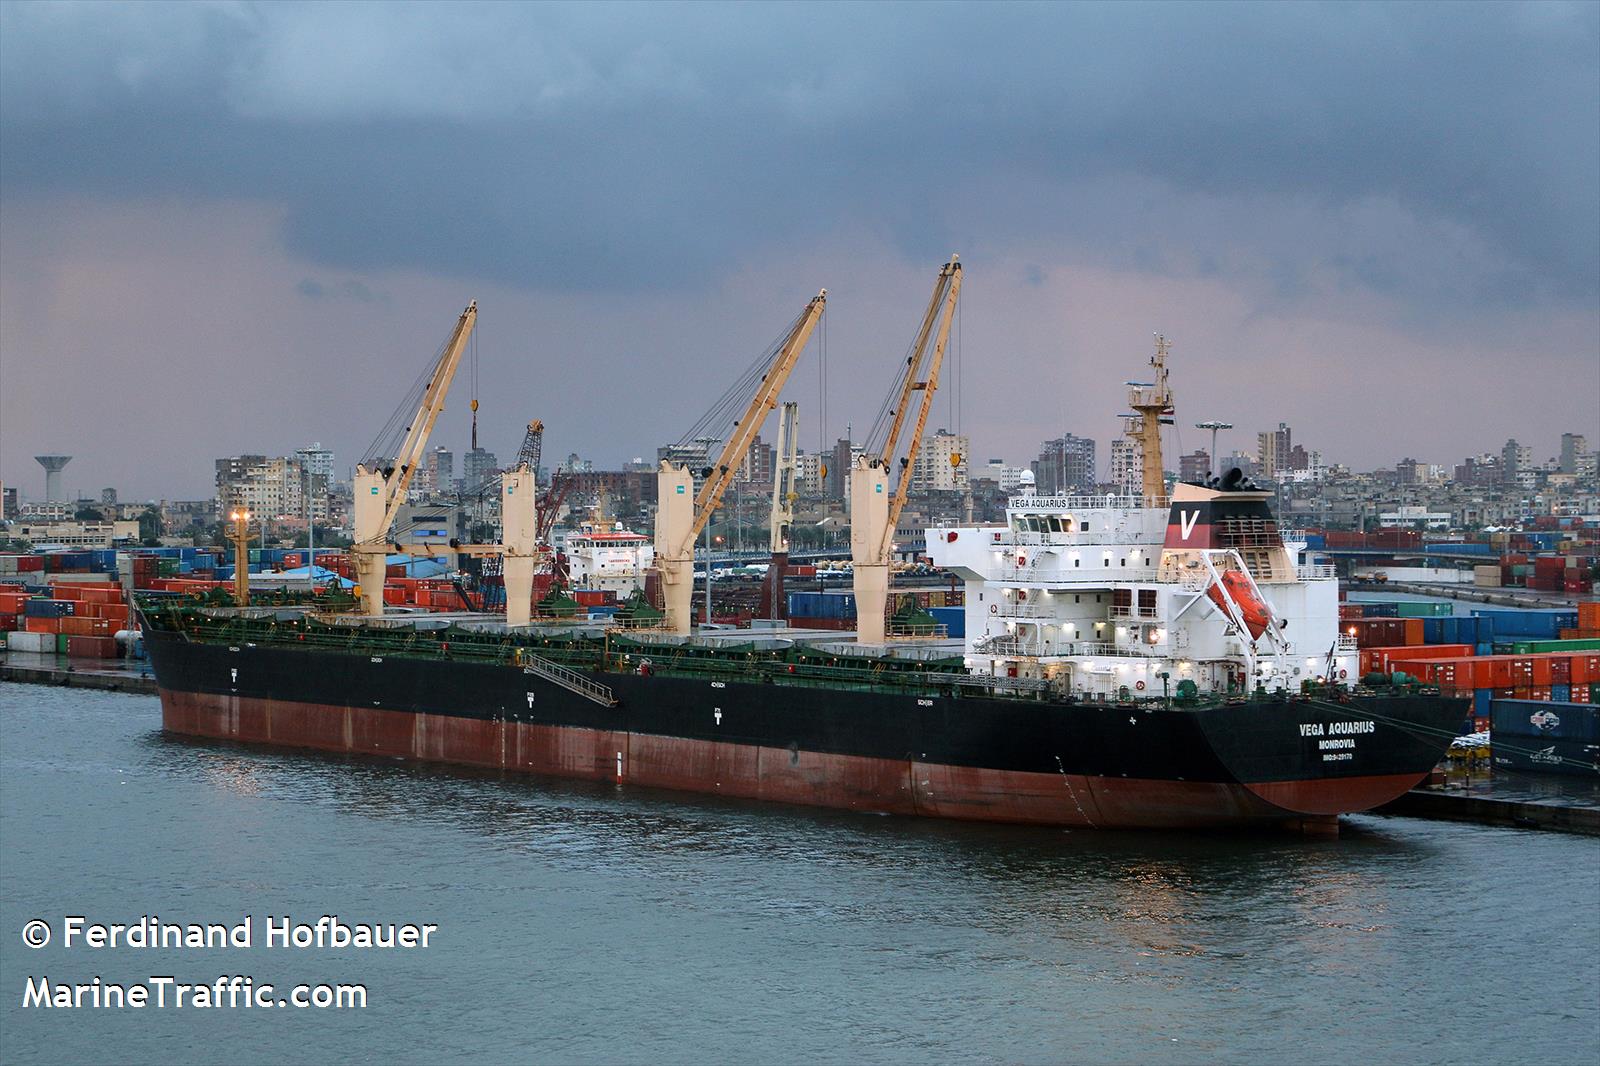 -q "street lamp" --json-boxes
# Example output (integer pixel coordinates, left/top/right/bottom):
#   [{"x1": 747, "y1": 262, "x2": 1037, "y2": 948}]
[{"x1": 1195, "y1": 421, "x2": 1233, "y2": 477}]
